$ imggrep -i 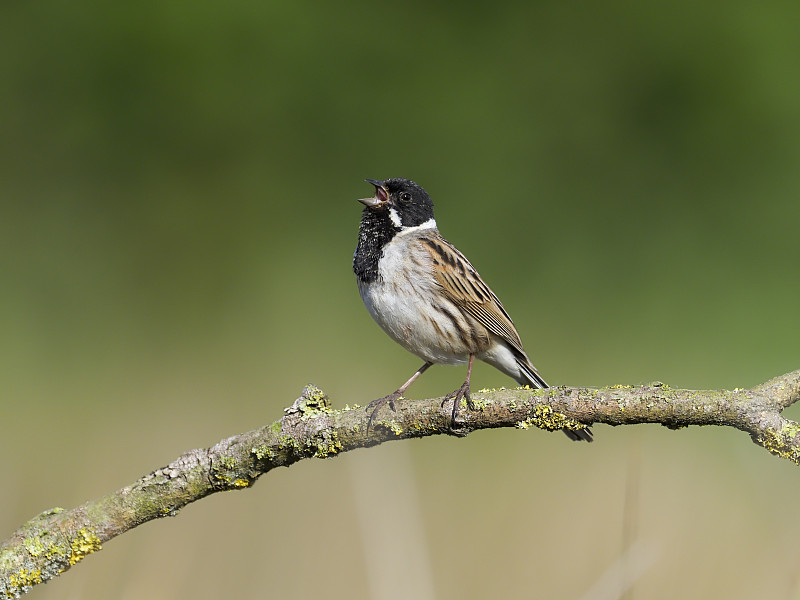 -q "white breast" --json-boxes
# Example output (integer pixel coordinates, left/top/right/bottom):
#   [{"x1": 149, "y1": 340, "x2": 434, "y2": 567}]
[{"x1": 358, "y1": 228, "x2": 478, "y2": 366}]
